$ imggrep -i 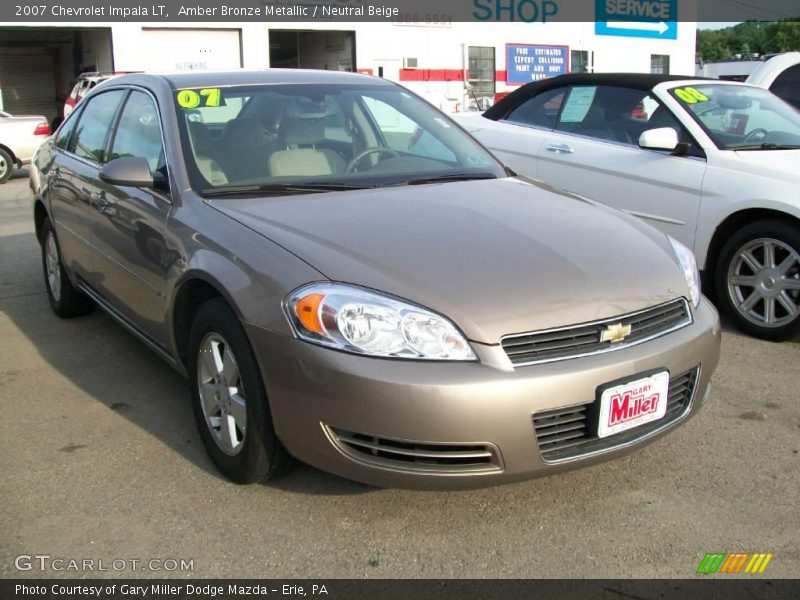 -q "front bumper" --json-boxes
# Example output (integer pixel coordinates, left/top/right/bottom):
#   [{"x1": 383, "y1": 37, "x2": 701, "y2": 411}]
[{"x1": 249, "y1": 298, "x2": 721, "y2": 490}]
